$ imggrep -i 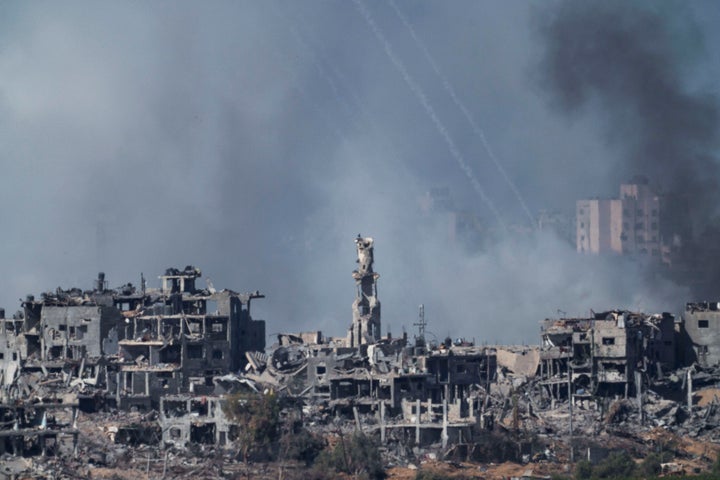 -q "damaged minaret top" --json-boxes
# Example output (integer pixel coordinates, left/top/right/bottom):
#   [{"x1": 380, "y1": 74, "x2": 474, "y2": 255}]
[{"x1": 348, "y1": 235, "x2": 381, "y2": 348}]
